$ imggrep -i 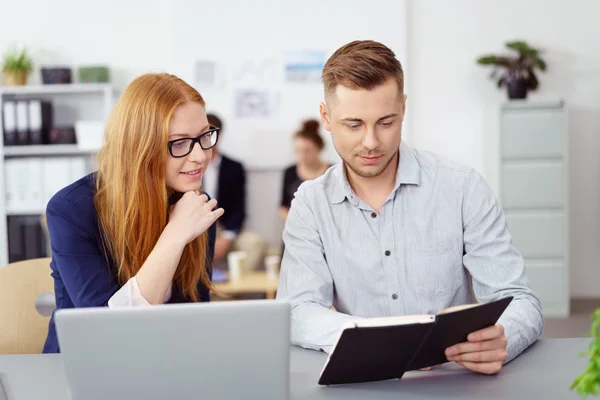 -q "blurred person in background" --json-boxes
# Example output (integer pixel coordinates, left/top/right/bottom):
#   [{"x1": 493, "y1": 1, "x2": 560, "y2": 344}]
[
  {"x1": 205, "y1": 113, "x2": 268, "y2": 273},
  {"x1": 279, "y1": 119, "x2": 330, "y2": 223}
]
